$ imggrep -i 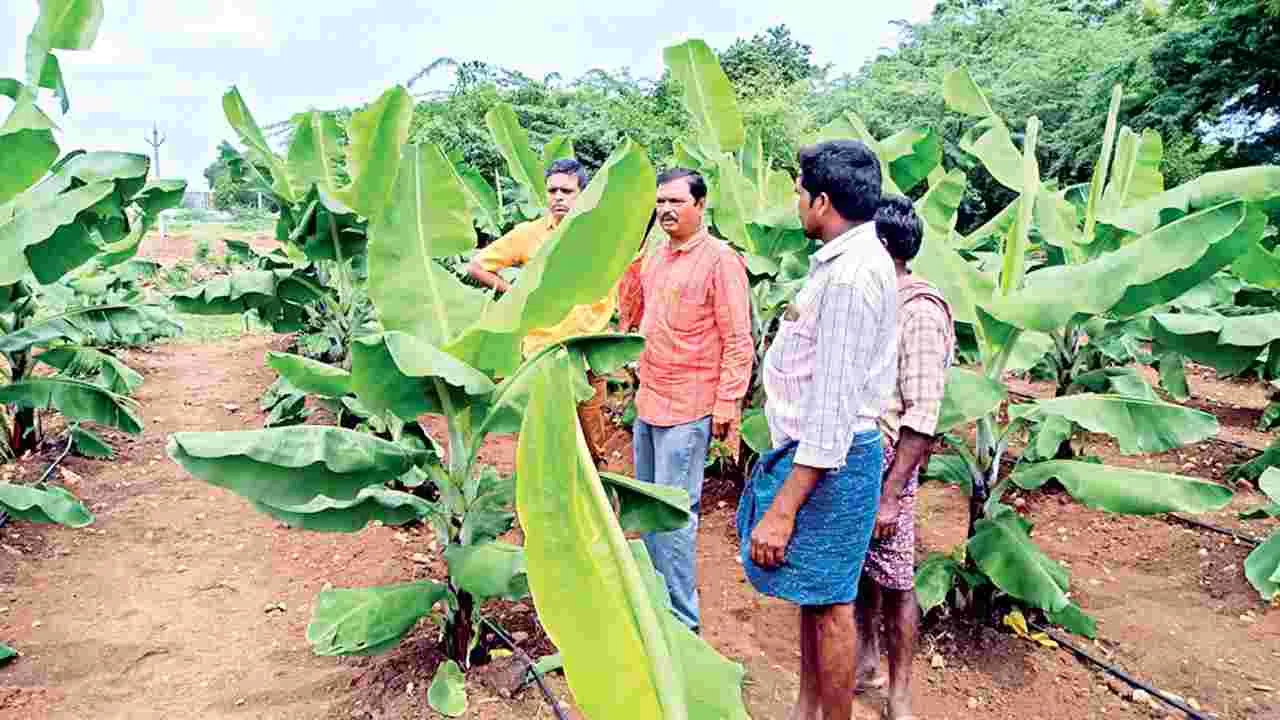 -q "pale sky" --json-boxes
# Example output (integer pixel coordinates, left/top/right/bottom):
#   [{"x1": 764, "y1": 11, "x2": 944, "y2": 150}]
[{"x1": 2, "y1": 1, "x2": 937, "y2": 191}]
